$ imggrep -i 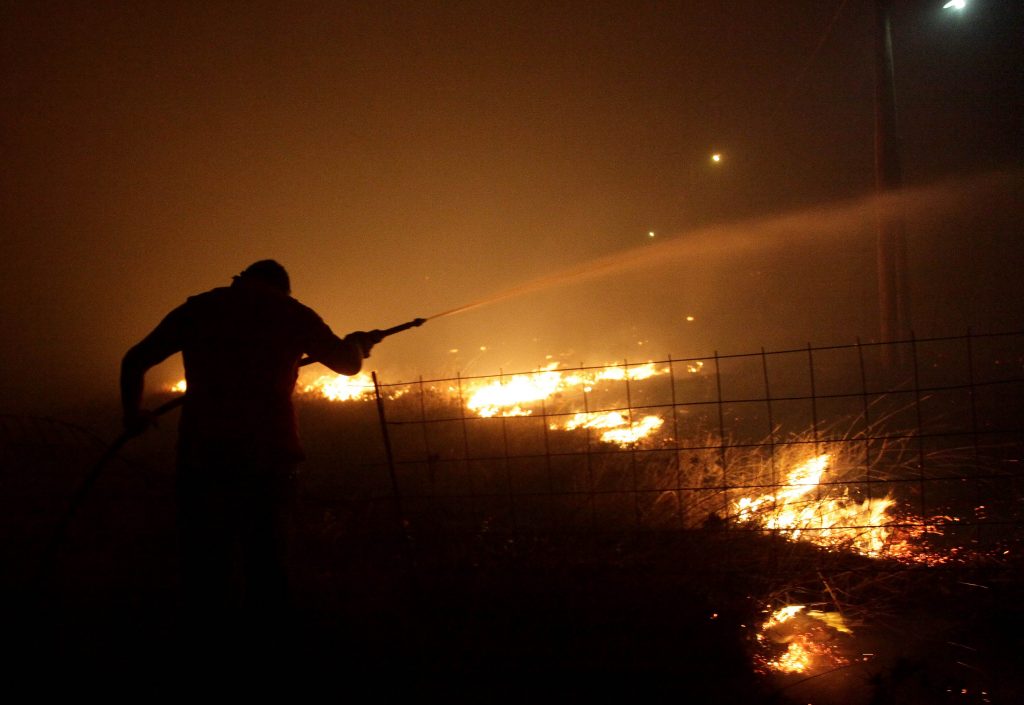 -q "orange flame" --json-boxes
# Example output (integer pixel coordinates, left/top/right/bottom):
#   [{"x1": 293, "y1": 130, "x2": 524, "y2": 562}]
[
  {"x1": 466, "y1": 364, "x2": 564, "y2": 418},
  {"x1": 755, "y1": 604, "x2": 851, "y2": 675},
  {"x1": 734, "y1": 453, "x2": 897, "y2": 557},
  {"x1": 459, "y1": 362, "x2": 676, "y2": 446},
  {"x1": 554, "y1": 411, "x2": 665, "y2": 445},
  {"x1": 300, "y1": 372, "x2": 376, "y2": 401}
]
